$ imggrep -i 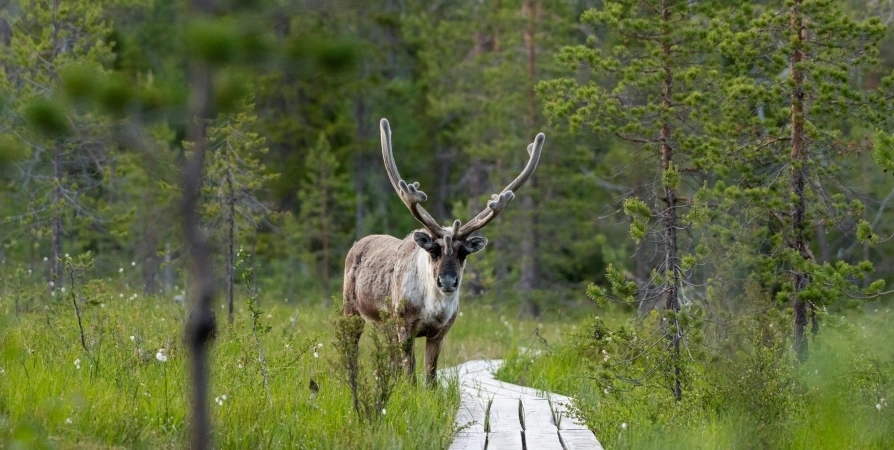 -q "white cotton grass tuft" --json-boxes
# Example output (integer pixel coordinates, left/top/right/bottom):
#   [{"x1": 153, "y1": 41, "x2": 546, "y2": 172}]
[
  {"x1": 313, "y1": 351, "x2": 319, "y2": 358},
  {"x1": 131, "y1": 261, "x2": 136, "y2": 266},
  {"x1": 382, "y1": 408, "x2": 386, "y2": 415},
  {"x1": 74, "y1": 359, "x2": 81, "y2": 370},
  {"x1": 156, "y1": 349, "x2": 168, "y2": 362},
  {"x1": 119, "y1": 267, "x2": 124, "y2": 273},
  {"x1": 65, "y1": 418, "x2": 73, "y2": 424},
  {"x1": 621, "y1": 422, "x2": 628, "y2": 430}
]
